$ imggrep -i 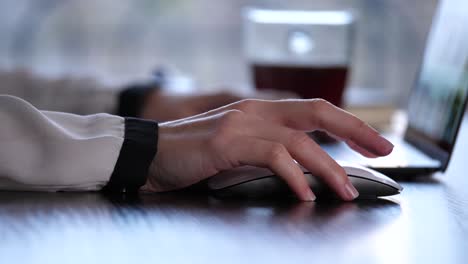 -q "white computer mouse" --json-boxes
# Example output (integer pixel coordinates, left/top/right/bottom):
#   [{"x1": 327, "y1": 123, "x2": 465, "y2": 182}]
[{"x1": 207, "y1": 161, "x2": 403, "y2": 199}]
